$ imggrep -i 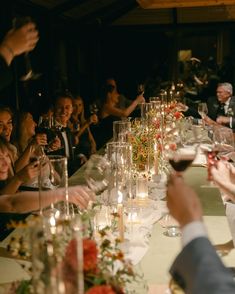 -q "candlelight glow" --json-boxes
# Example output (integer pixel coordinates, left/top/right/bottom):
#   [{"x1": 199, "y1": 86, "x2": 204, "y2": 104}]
[{"x1": 118, "y1": 191, "x2": 123, "y2": 204}]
